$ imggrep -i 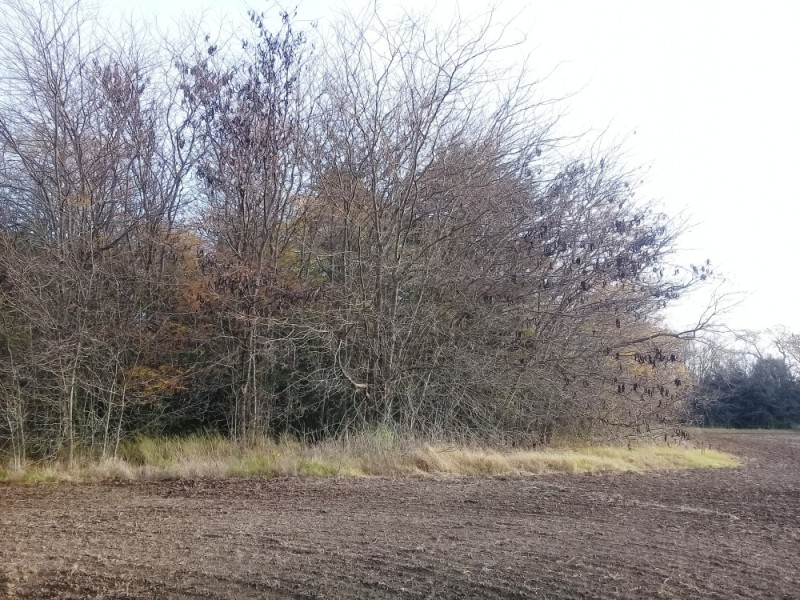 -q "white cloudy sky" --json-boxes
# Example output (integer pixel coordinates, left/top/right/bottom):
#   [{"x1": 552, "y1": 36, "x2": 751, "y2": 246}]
[{"x1": 108, "y1": 0, "x2": 800, "y2": 334}]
